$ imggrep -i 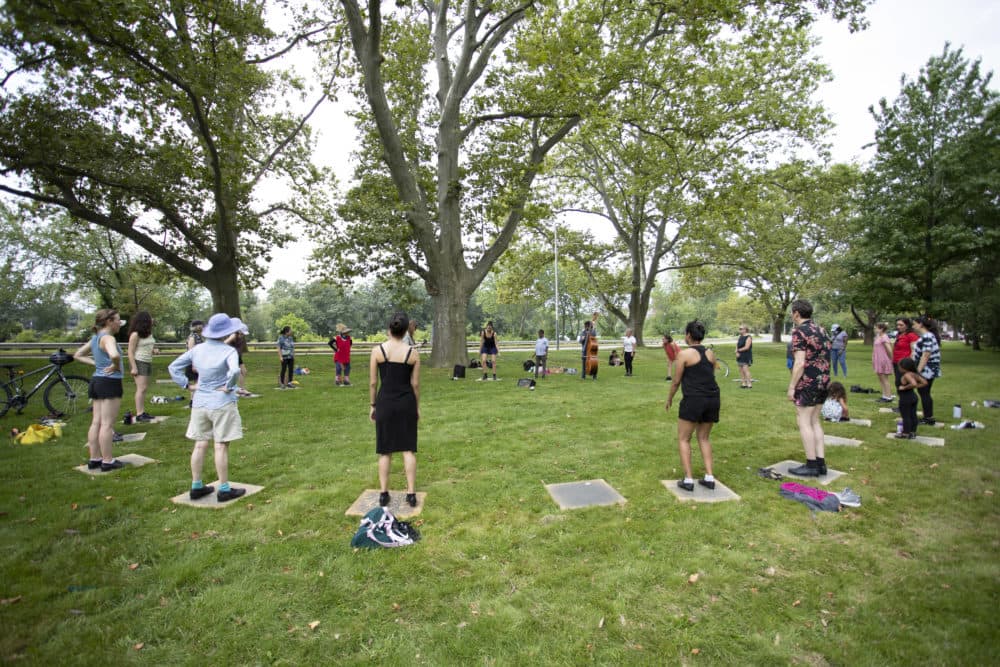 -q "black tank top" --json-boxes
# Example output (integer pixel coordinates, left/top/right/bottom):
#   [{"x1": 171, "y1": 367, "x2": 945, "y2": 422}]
[{"x1": 681, "y1": 346, "x2": 720, "y2": 398}]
